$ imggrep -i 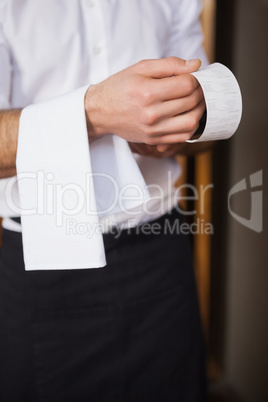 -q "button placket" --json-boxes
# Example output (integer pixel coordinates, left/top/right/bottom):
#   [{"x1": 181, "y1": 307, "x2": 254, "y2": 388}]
[{"x1": 83, "y1": 0, "x2": 109, "y2": 83}]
